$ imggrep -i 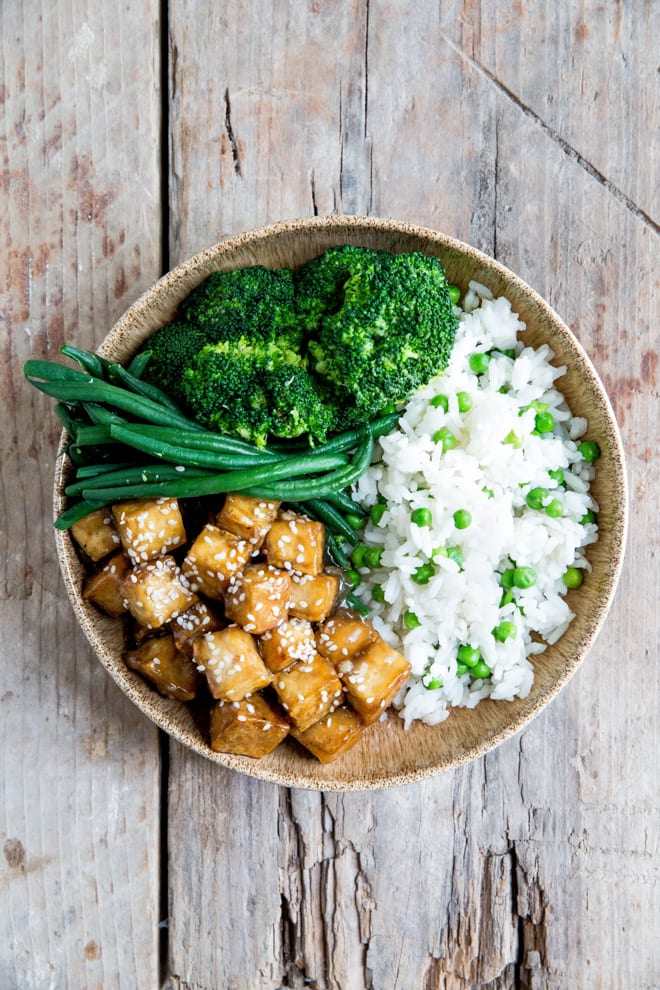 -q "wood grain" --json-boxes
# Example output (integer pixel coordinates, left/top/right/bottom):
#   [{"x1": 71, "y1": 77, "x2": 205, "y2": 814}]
[
  {"x1": 0, "y1": 3, "x2": 163, "y2": 988},
  {"x1": 1, "y1": 0, "x2": 657, "y2": 987},
  {"x1": 166, "y1": 2, "x2": 657, "y2": 989}
]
